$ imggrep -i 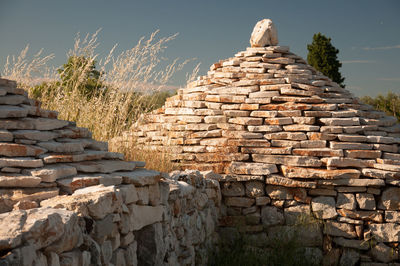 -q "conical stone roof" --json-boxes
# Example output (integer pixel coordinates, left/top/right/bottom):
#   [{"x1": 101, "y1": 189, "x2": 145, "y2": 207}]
[
  {"x1": 0, "y1": 78, "x2": 161, "y2": 213},
  {"x1": 129, "y1": 21, "x2": 400, "y2": 186}
]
